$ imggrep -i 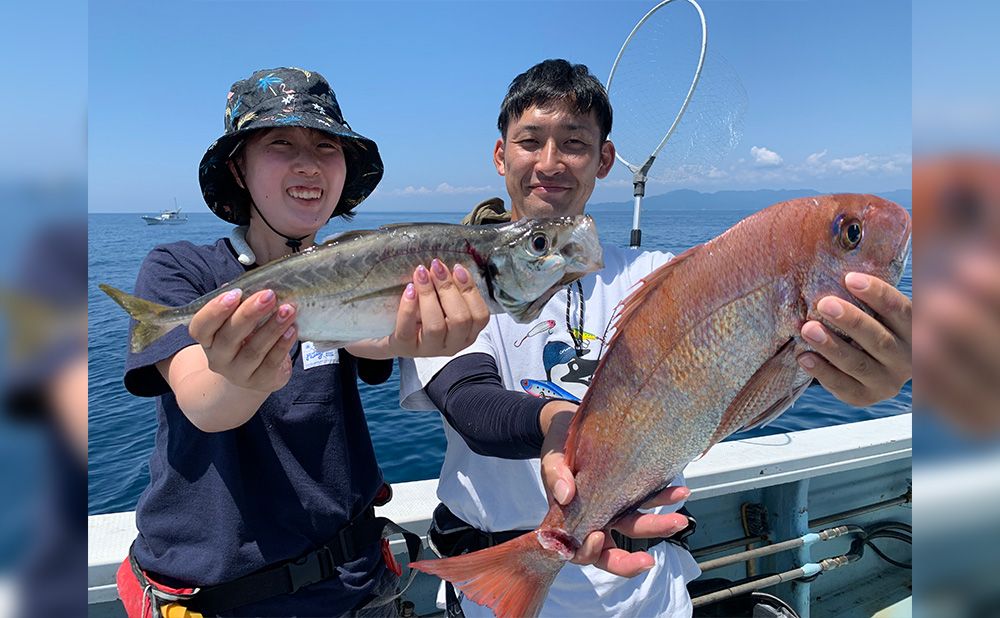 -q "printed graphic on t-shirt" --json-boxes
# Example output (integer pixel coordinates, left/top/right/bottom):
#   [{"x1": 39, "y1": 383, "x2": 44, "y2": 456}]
[
  {"x1": 301, "y1": 341, "x2": 340, "y2": 369},
  {"x1": 518, "y1": 320, "x2": 604, "y2": 402},
  {"x1": 513, "y1": 319, "x2": 556, "y2": 347}
]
